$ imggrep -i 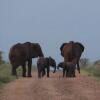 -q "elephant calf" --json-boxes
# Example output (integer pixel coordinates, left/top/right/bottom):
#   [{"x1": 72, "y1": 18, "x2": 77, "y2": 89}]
[
  {"x1": 37, "y1": 57, "x2": 56, "y2": 78},
  {"x1": 57, "y1": 61, "x2": 76, "y2": 77}
]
